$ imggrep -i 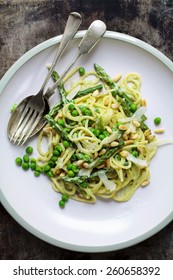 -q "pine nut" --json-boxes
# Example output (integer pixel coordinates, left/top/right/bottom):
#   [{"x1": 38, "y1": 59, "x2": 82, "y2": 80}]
[
  {"x1": 77, "y1": 160, "x2": 84, "y2": 167},
  {"x1": 133, "y1": 120, "x2": 140, "y2": 127},
  {"x1": 125, "y1": 128, "x2": 132, "y2": 135},
  {"x1": 57, "y1": 112, "x2": 63, "y2": 118},
  {"x1": 120, "y1": 150, "x2": 129, "y2": 158},
  {"x1": 124, "y1": 140, "x2": 134, "y2": 146},
  {"x1": 147, "y1": 135, "x2": 156, "y2": 141},
  {"x1": 154, "y1": 128, "x2": 165, "y2": 134},
  {"x1": 144, "y1": 129, "x2": 151, "y2": 137},
  {"x1": 104, "y1": 99, "x2": 109, "y2": 106},
  {"x1": 131, "y1": 133, "x2": 139, "y2": 140},
  {"x1": 110, "y1": 141, "x2": 119, "y2": 147},
  {"x1": 119, "y1": 125, "x2": 128, "y2": 130},
  {"x1": 141, "y1": 180, "x2": 150, "y2": 187},
  {"x1": 83, "y1": 162, "x2": 89, "y2": 169},
  {"x1": 93, "y1": 152, "x2": 98, "y2": 159},
  {"x1": 105, "y1": 159, "x2": 110, "y2": 168},
  {"x1": 106, "y1": 126, "x2": 112, "y2": 134},
  {"x1": 97, "y1": 163, "x2": 105, "y2": 169},
  {"x1": 111, "y1": 103, "x2": 119, "y2": 109},
  {"x1": 92, "y1": 90, "x2": 99, "y2": 97},
  {"x1": 113, "y1": 73, "x2": 122, "y2": 82},
  {"x1": 122, "y1": 132, "x2": 128, "y2": 140},
  {"x1": 141, "y1": 99, "x2": 147, "y2": 107},
  {"x1": 137, "y1": 147, "x2": 143, "y2": 154},
  {"x1": 98, "y1": 149, "x2": 106, "y2": 156}
]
